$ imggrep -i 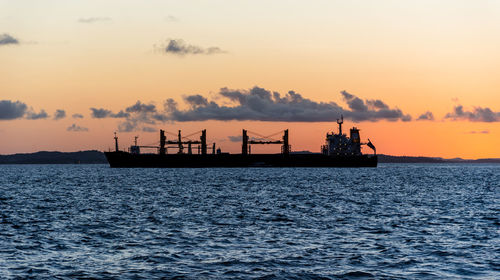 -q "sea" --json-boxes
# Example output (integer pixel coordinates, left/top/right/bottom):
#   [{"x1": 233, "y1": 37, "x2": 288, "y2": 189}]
[{"x1": 0, "y1": 164, "x2": 498, "y2": 279}]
